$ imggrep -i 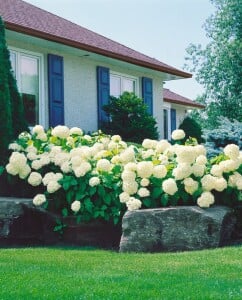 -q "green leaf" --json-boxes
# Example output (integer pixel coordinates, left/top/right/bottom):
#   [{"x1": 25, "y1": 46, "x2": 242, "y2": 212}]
[
  {"x1": 98, "y1": 185, "x2": 106, "y2": 198},
  {"x1": 84, "y1": 198, "x2": 94, "y2": 213},
  {"x1": 151, "y1": 187, "x2": 162, "y2": 199},
  {"x1": 104, "y1": 193, "x2": 112, "y2": 205},
  {"x1": 143, "y1": 198, "x2": 151, "y2": 208},
  {"x1": 62, "y1": 208, "x2": 68, "y2": 217},
  {"x1": 160, "y1": 194, "x2": 169, "y2": 207},
  {"x1": 0, "y1": 166, "x2": 4, "y2": 176}
]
